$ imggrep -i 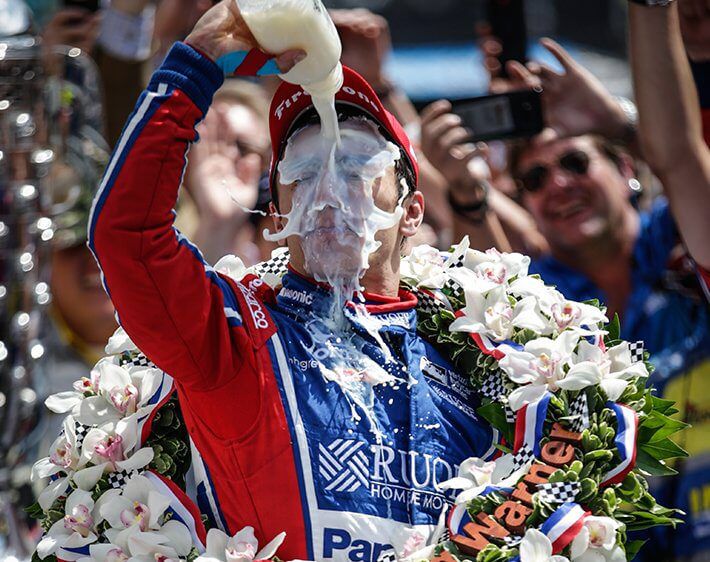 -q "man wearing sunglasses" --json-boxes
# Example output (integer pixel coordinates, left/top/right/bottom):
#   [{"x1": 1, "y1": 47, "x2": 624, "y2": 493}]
[{"x1": 512, "y1": 129, "x2": 708, "y2": 361}]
